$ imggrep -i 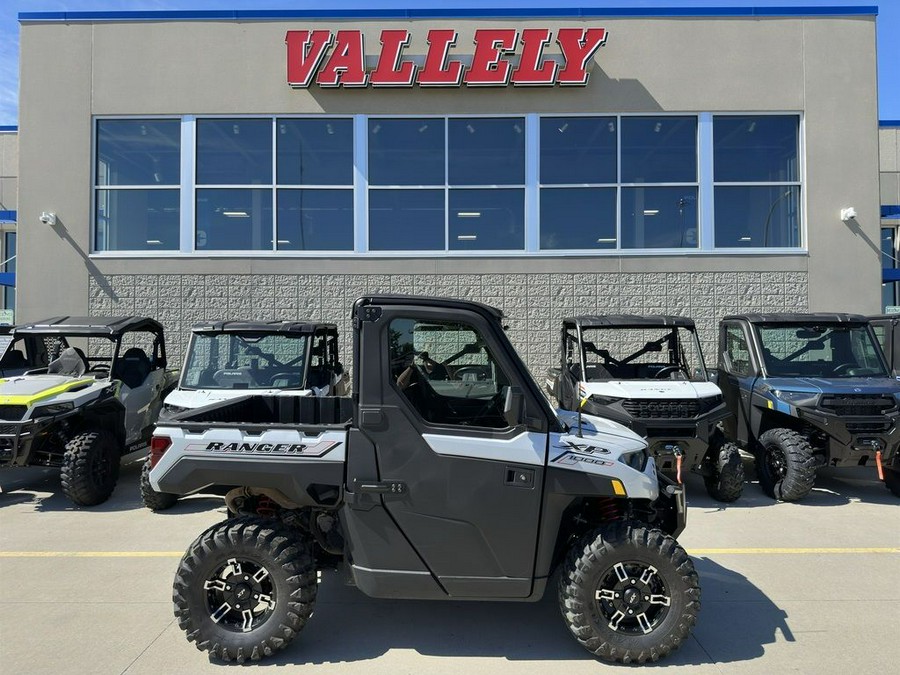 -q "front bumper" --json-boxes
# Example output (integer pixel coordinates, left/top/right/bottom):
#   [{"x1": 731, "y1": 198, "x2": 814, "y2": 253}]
[
  {"x1": 0, "y1": 420, "x2": 37, "y2": 467},
  {"x1": 795, "y1": 407, "x2": 900, "y2": 467},
  {"x1": 656, "y1": 472, "x2": 687, "y2": 539}
]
